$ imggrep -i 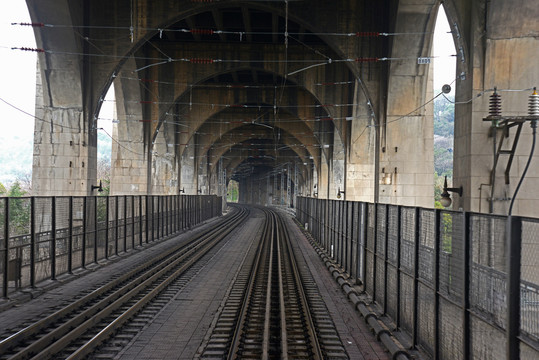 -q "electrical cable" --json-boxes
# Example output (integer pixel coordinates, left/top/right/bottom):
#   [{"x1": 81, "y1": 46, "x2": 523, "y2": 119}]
[
  {"x1": 508, "y1": 120, "x2": 536, "y2": 216},
  {"x1": 0, "y1": 96, "x2": 81, "y2": 131}
]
